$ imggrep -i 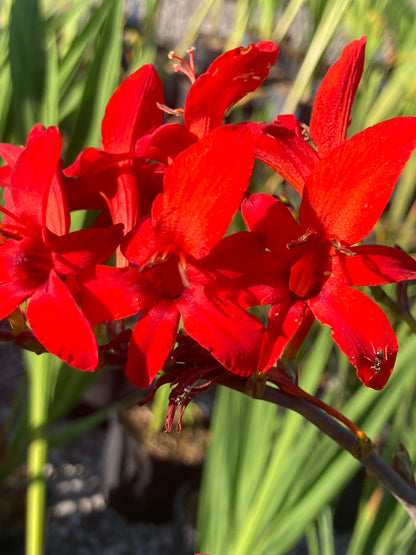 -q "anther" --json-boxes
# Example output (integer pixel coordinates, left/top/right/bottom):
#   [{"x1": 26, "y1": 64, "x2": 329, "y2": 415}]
[
  {"x1": 140, "y1": 250, "x2": 172, "y2": 272},
  {"x1": 331, "y1": 238, "x2": 357, "y2": 256},
  {"x1": 300, "y1": 123, "x2": 311, "y2": 141},
  {"x1": 286, "y1": 228, "x2": 317, "y2": 249},
  {"x1": 0, "y1": 226, "x2": 23, "y2": 241},
  {"x1": 178, "y1": 251, "x2": 191, "y2": 288},
  {"x1": 156, "y1": 102, "x2": 184, "y2": 117}
]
